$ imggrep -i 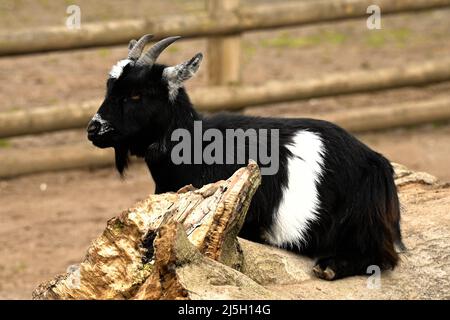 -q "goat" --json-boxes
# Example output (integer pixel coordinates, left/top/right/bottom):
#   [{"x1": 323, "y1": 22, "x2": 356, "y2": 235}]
[{"x1": 87, "y1": 35, "x2": 404, "y2": 280}]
